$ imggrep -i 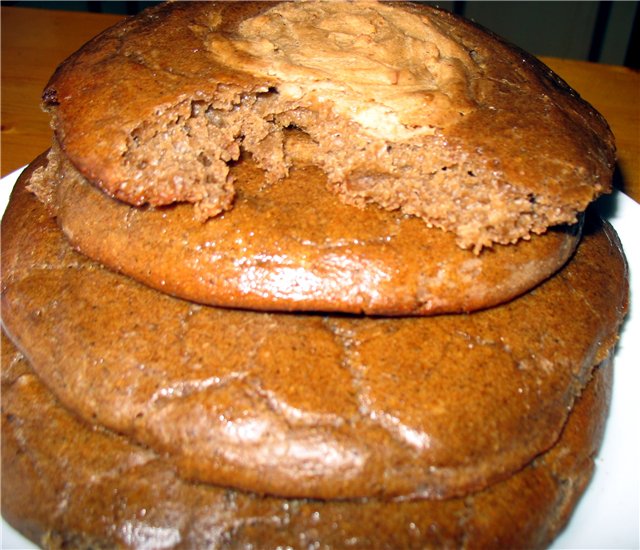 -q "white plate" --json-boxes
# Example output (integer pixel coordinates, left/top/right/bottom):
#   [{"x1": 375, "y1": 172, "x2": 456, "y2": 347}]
[{"x1": 1, "y1": 166, "x2": 638, "y2": 550}]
